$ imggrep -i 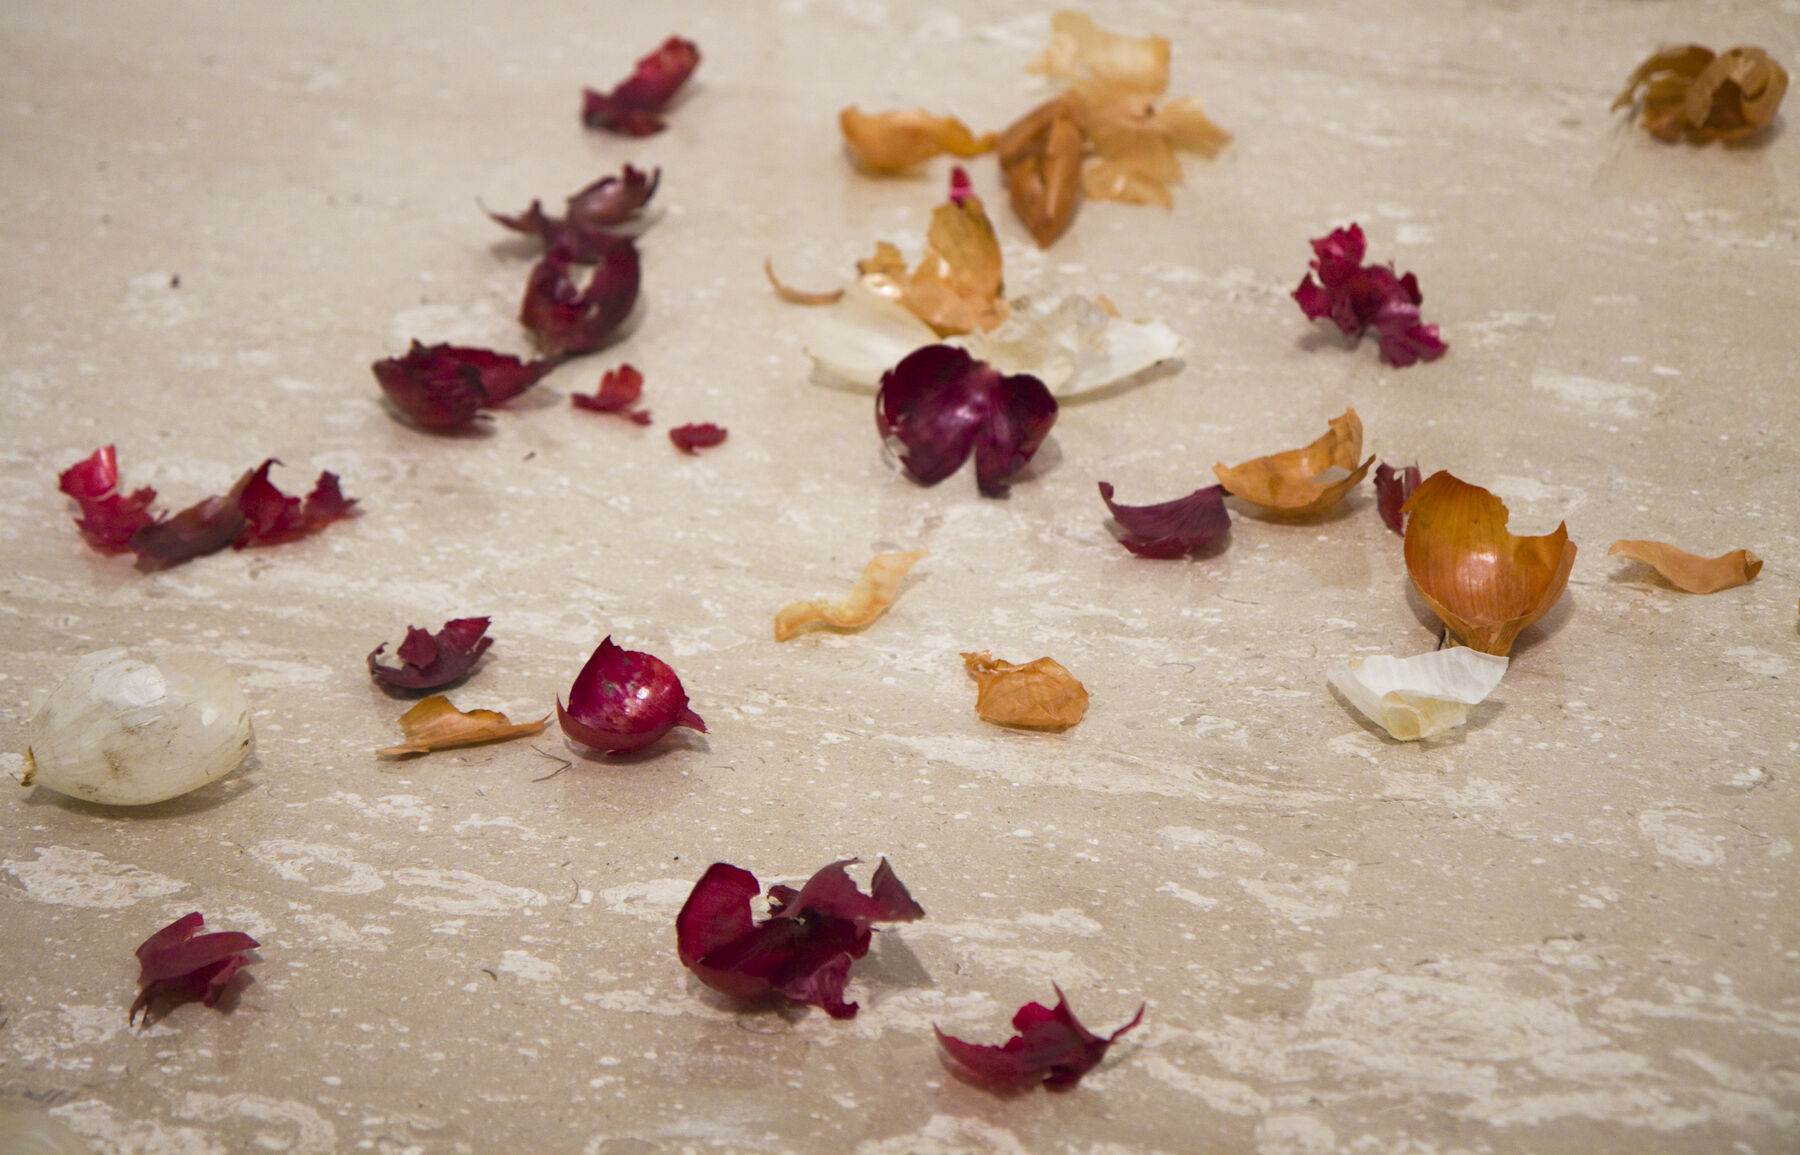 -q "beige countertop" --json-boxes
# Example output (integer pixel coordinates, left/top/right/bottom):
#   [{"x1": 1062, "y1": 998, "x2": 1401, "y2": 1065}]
[{"x1": 2, "y1": 1, "x2": 1796, "y2": 1151}]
